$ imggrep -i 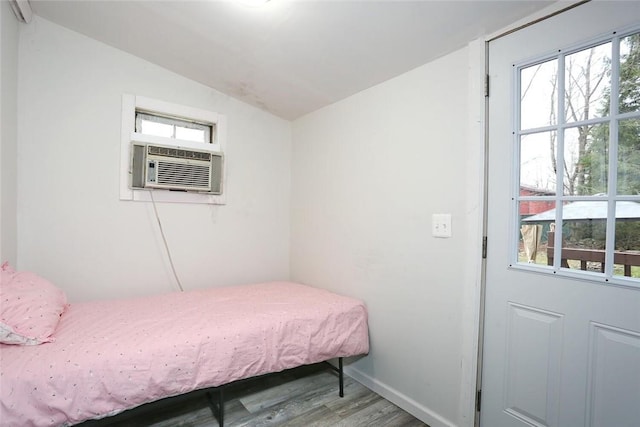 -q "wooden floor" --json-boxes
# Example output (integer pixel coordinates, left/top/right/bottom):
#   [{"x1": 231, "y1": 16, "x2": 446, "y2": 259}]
[{"x1": 79, "y1": 363, "x2": 429, "y2": 427}]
